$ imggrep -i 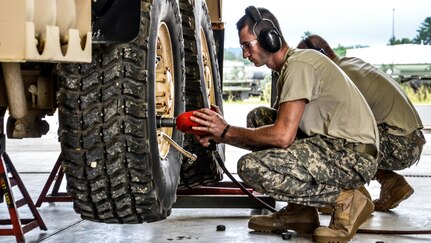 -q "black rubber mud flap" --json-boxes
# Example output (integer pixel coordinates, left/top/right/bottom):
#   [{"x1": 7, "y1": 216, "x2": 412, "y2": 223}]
[
  {"x1": 178, "y1": 0, "x2": 225, "y2": 189},
  {"x1": 57, "y1": 0, "x2": 185, "y2": 223}
]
